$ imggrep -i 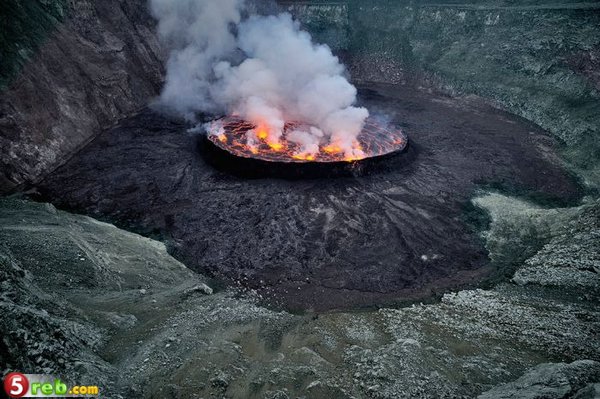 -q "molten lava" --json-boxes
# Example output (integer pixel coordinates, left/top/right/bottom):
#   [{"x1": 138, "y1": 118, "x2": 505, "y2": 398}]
[{"x1": 207, "y1": 117, "x2": 407, "y2": 163}]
